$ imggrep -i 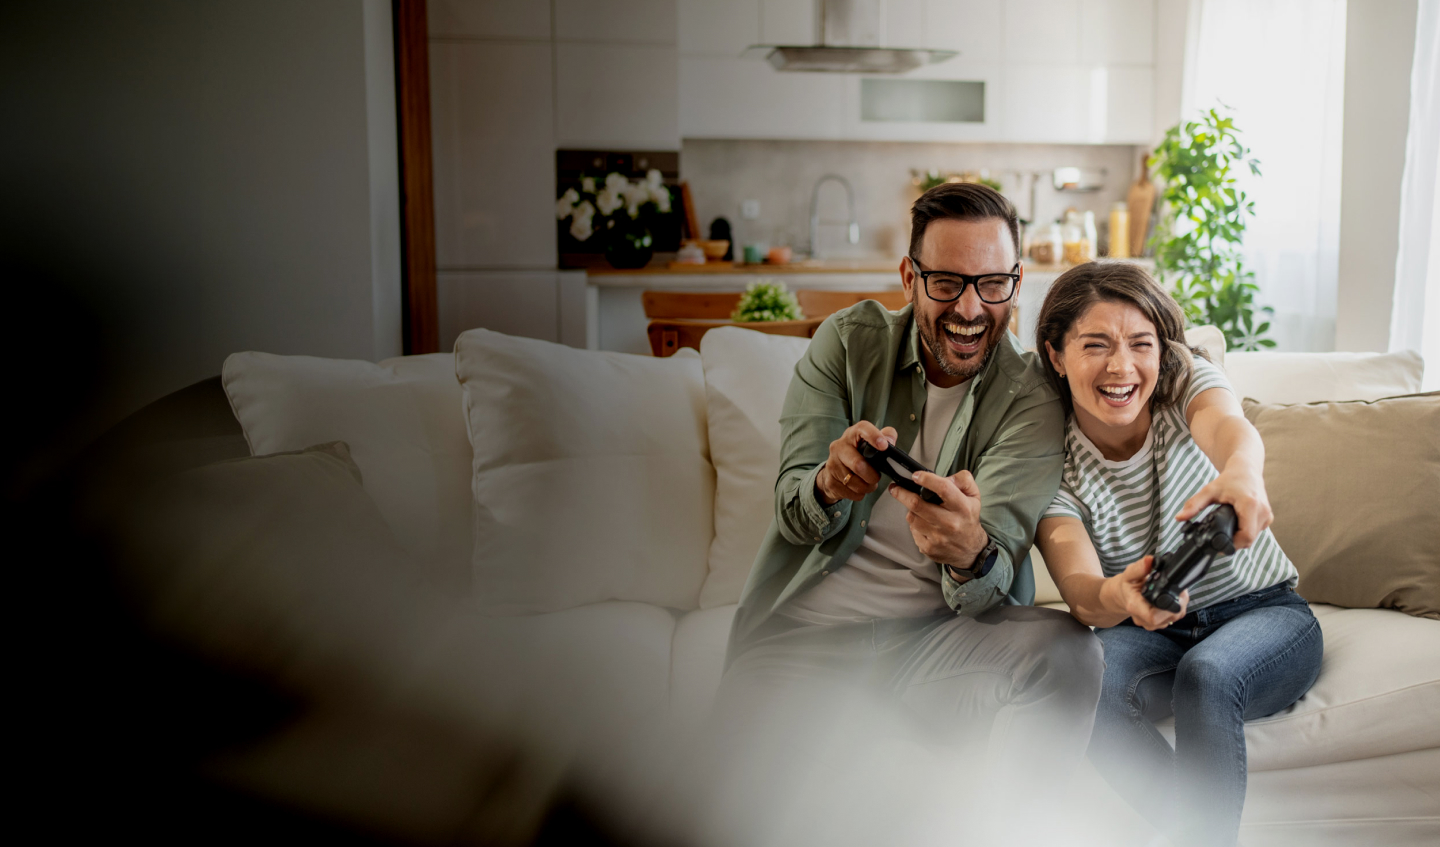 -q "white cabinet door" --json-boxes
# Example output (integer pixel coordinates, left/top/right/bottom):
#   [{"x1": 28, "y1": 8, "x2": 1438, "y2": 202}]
[
  {"x1": 680, "y1": 55, "x2": 844, "y2": 139},
  {"x1": 761, "y1": 0, "x2": 815, "y2": 43},
  {"x1": 837, "y1": 59, "x2": 1002, "y2": 141},
  {"x1": 1003, "y1": 63, "x2": 1090, "y2": 142},
  {"x1": 554, "y1": 0, "x2": 678, "y2": 44},
  {"x1": 428, "y1": 0, "x2": 550, "y2": 39},
  {"x1": 884, "y1": 0, "x2": 925, "y2": 47},
  {"x1": 430, "y1": 41, "x2": 556, "y2": 269},
  {"x1": 1100, "y1": 64, "x2": 1152, "y2": 142},
  {"x1": 556, "y1": 43, "x2": 680, "y2": 148},
  {"x1": 1081, "y1": 0, "x2": 1155, "y2": 65},
  {"x1": 925, "y1": 0, "x2": 1002, "y2": 60},
  {"x1": 679, "y1": 0, "x2": 761, "y2": 55},
  {"x1": 1003, "y1": 0, "x2": 1081, "y2": 63}
]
